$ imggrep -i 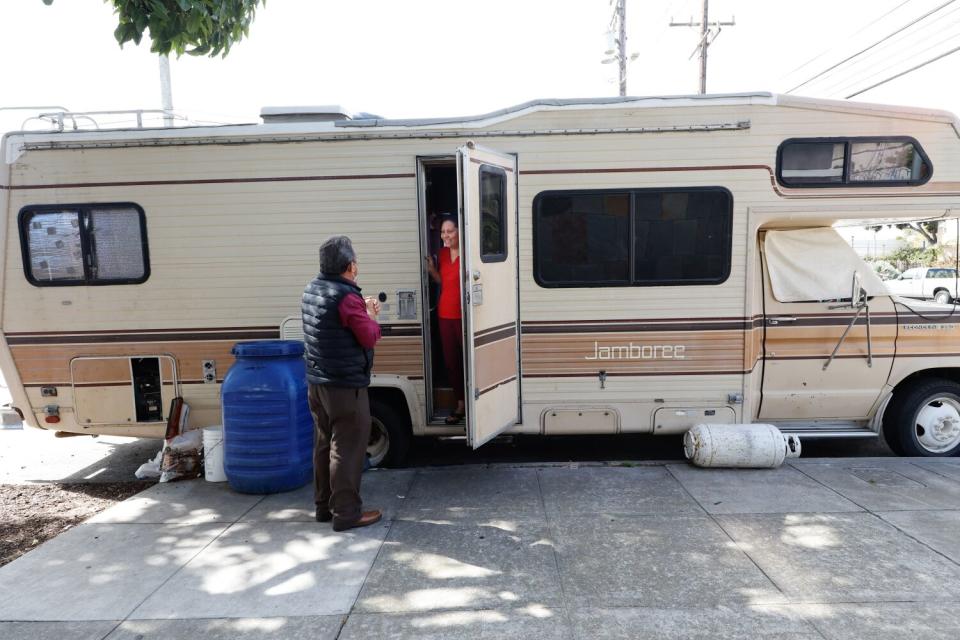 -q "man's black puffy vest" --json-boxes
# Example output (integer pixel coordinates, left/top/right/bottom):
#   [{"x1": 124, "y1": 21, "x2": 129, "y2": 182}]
[{"x1": 302, "y1": 275, "x2": 374, "y2": 387}]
